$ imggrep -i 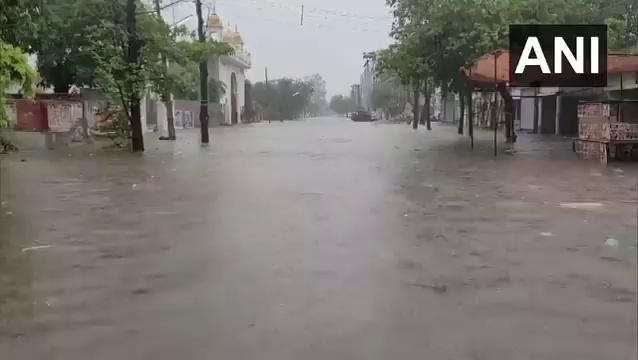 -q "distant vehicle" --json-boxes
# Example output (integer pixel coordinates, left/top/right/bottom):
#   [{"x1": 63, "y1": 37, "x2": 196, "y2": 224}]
[{"x1": 351, "y1": 111, "x2": 374, "y2": 122}]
